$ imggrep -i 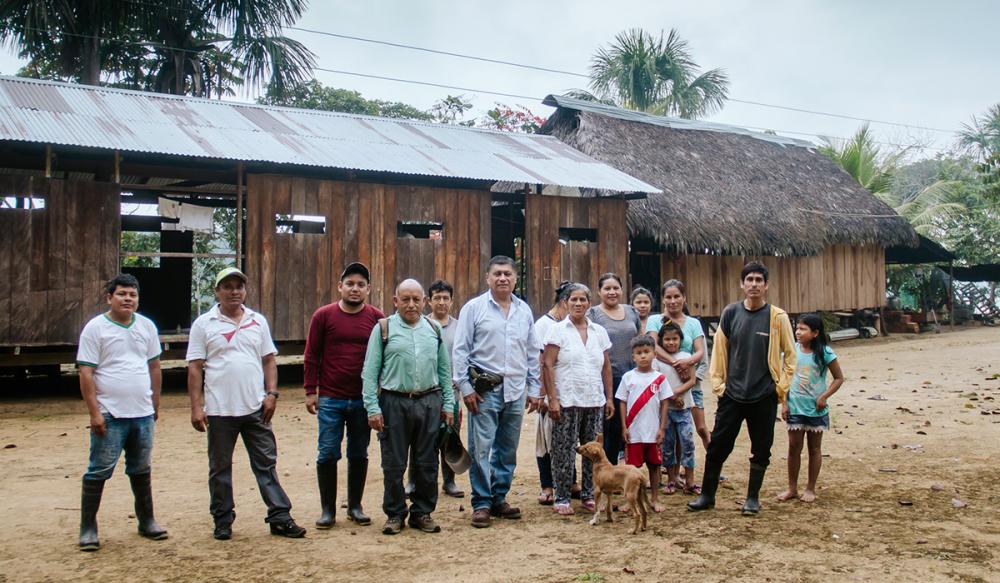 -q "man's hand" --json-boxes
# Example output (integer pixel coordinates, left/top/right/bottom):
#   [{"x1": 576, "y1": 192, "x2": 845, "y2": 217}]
[
  {"x1": 815, "y1": 396, "x2": 828, "y2": 411},
  {"x1": 262, "y1": 394, "x2": 277, "y2": 424},
  {"x1": 463, "y1": 392, "x2": 484, "y2": 415},
  {"x1": 781, "y1": 403, "x2": 790, "y2": 422},
  {"x1": 191, "y1": 409, "x2": 208, "y2": 432},
  {"x1": 442, "y1": 410, "x2": 455, "y2": 427},
  {"x1": 89, "y1": 412, "x2": 107, "y2": 437},
  {"x1": 369, "y1": 414, "x2": 384, "y2": 432},
  {"x1": 526, "y1": 396, "x2": 544, "y2": 413},
  {"x1": 603, "y1": 401, "x2": 615, "y2": 420},
  {"x1": 153, "y1": 408, "x2": 159, "y2": 422},
  {"x1": 305, "y1": 393, "x2": 318, "y2": 415},
  {"x1": 547, "y1": 398, "x2": 561, "y2": 422}
]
